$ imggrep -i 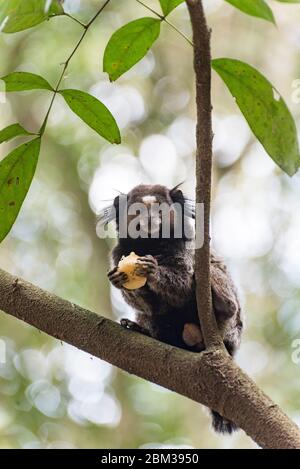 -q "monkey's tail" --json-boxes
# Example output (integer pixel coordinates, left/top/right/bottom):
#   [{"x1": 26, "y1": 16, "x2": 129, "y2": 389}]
[{"x1": 210, "y1": 410, "x2": 238, "y2": 434}]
